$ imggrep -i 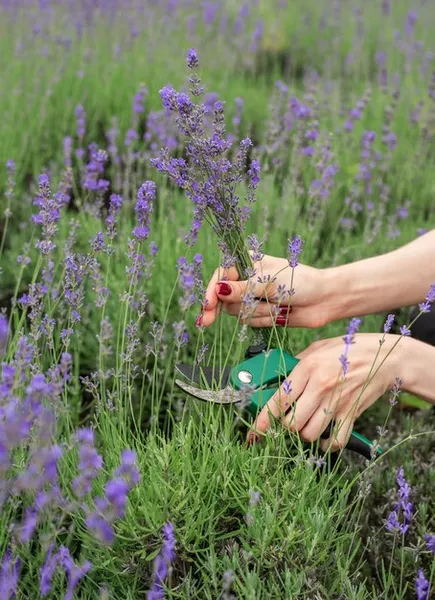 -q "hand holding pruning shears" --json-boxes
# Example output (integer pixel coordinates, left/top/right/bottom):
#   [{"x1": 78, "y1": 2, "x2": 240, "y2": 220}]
[{"x1": 177, "y1": 232, "x2": 435, "y2": 455}]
